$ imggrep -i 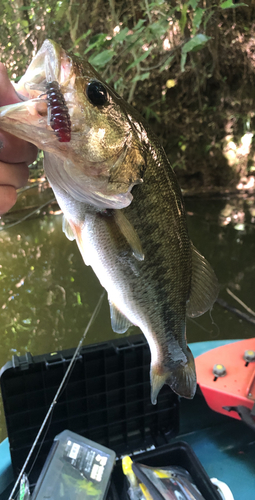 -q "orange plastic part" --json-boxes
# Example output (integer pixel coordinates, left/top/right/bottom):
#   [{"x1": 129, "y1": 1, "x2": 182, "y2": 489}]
[{"x1": 195, "y1": 339, "x2": 255, "y2": 420}]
